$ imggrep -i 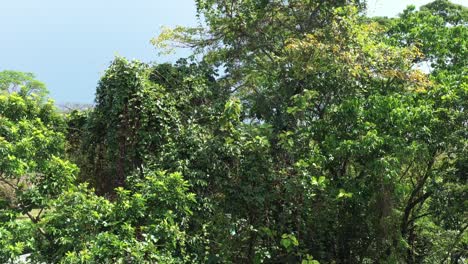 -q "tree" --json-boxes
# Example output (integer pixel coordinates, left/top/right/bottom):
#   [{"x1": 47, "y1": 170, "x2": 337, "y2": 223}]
[
  {"x1": 381, "y1": 1, "x2": 468, "y2": 262},
  {"x1": 0, "y1": 71, "x2": 198, "y2": 263},
  {"x1": 0, "y1": 70, "x2": 49, "y2": 100},
  {"x1": 153, "y1": 0, "x2": 466, "y2": 262},
  {"x1": 74, "y1": 57, "x2": 227, "y2": 195},
  {"x1": 0, "y1": 80, "x2": 76, "y2": 262},
  {"x1": 30, "y1": 171, "x2": 195, "y2": 263},
  {"x1": 1, "y1": 1, "x2": 465, "y2": 263}
]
